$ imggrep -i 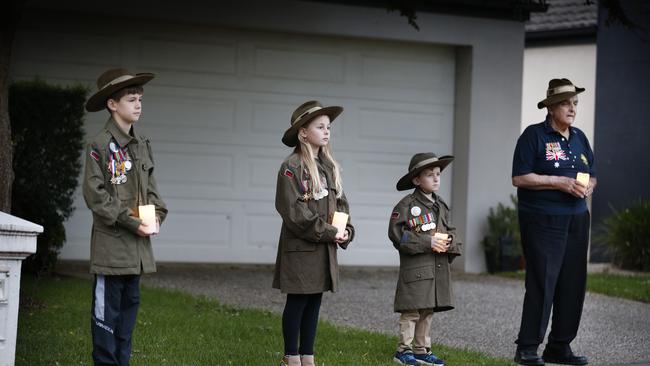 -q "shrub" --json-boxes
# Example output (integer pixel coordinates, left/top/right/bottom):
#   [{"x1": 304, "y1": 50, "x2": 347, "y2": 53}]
[
  {"x1": 597, "y1": 199, "x2": 650, "y2": 271},
  {"x1": 10, "y1": 79, "x2": 86, "y2": 275},
  {"x1": 482, "y1": 195, "x2": 522, "y2": 273}
]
